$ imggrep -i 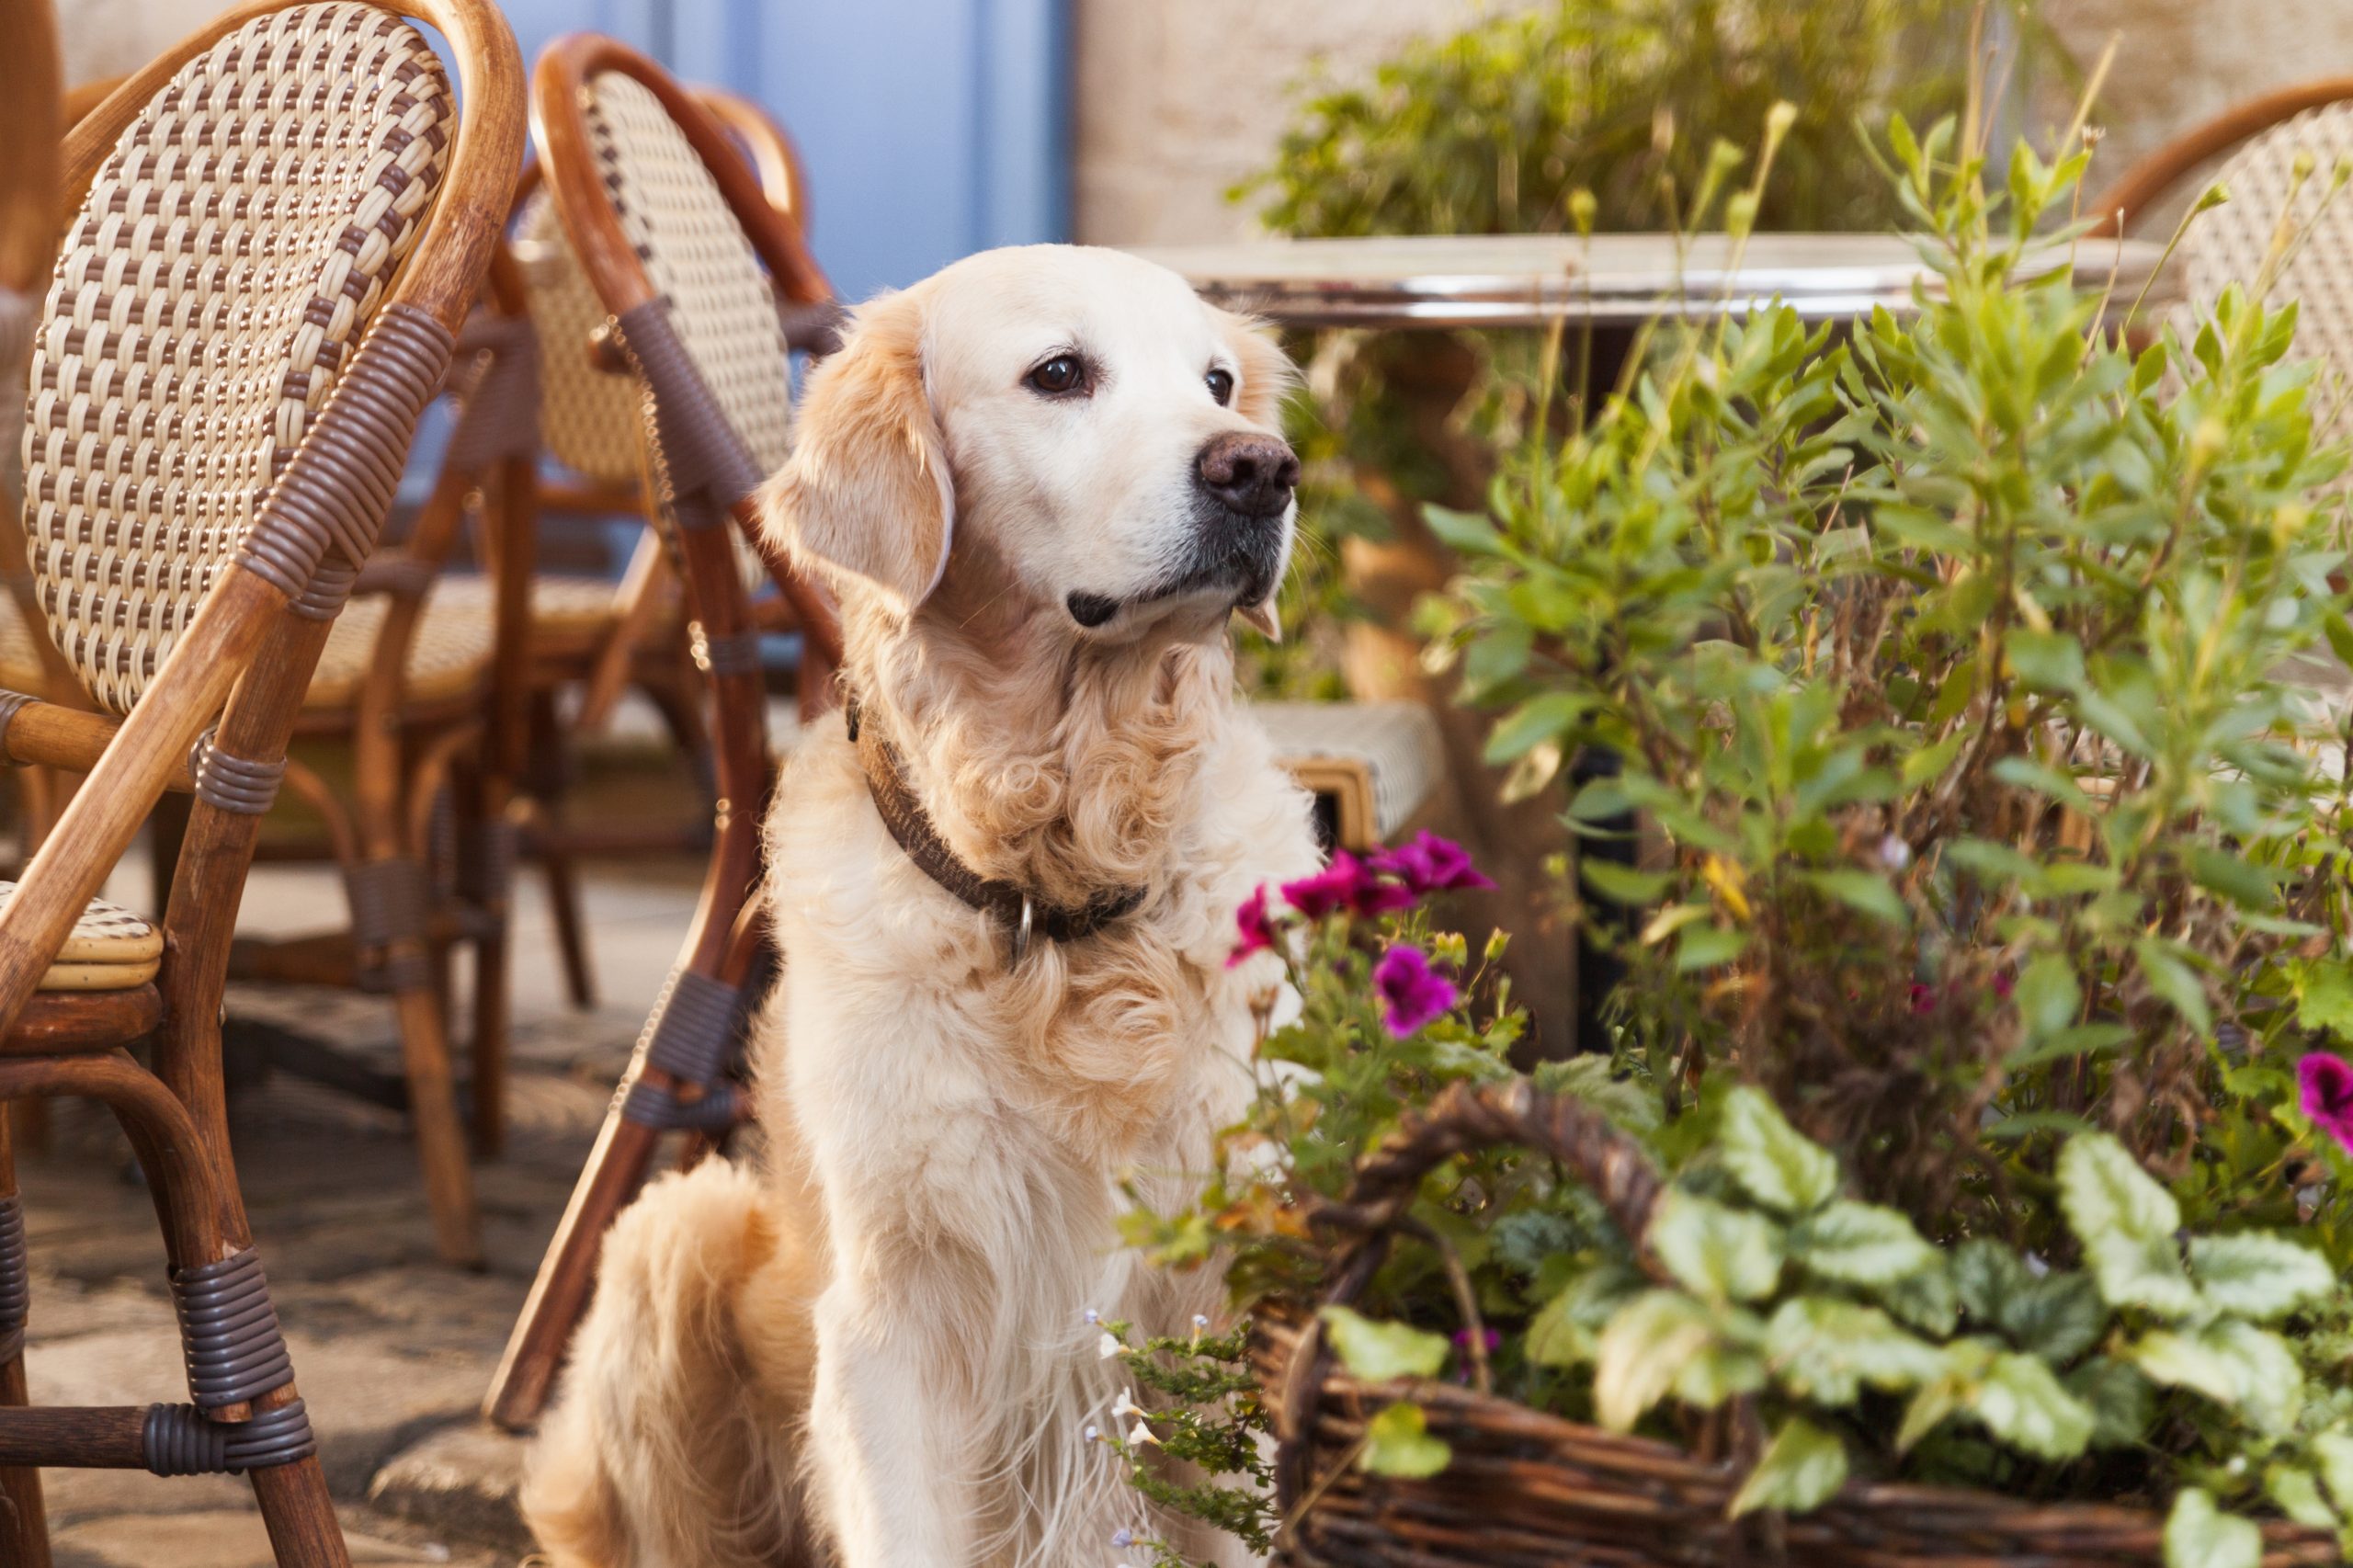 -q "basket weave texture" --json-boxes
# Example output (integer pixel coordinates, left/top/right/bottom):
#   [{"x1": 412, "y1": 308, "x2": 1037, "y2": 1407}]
[
  {"x1": 1258, "y1": 1079, "x2": 2345, "y2": 1568},
  {"x1": 514, "y1": 188, "x2": 644, "y2": 486},
  {"x1": 2177, "y1": 102, "x2": 2353, "y2": 444},
  {"x1": 17, "y1": 2, "x2": 452, "y2": 713},
  {"x1": 581, "y1": 71, "x2": 793, "y2": 477}
]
